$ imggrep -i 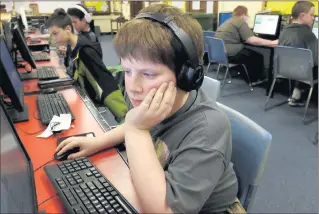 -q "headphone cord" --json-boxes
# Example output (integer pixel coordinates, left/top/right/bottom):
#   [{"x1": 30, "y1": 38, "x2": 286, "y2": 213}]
[{"x1": 185, "y1": 89, "x2": 199, "y2": 112}]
